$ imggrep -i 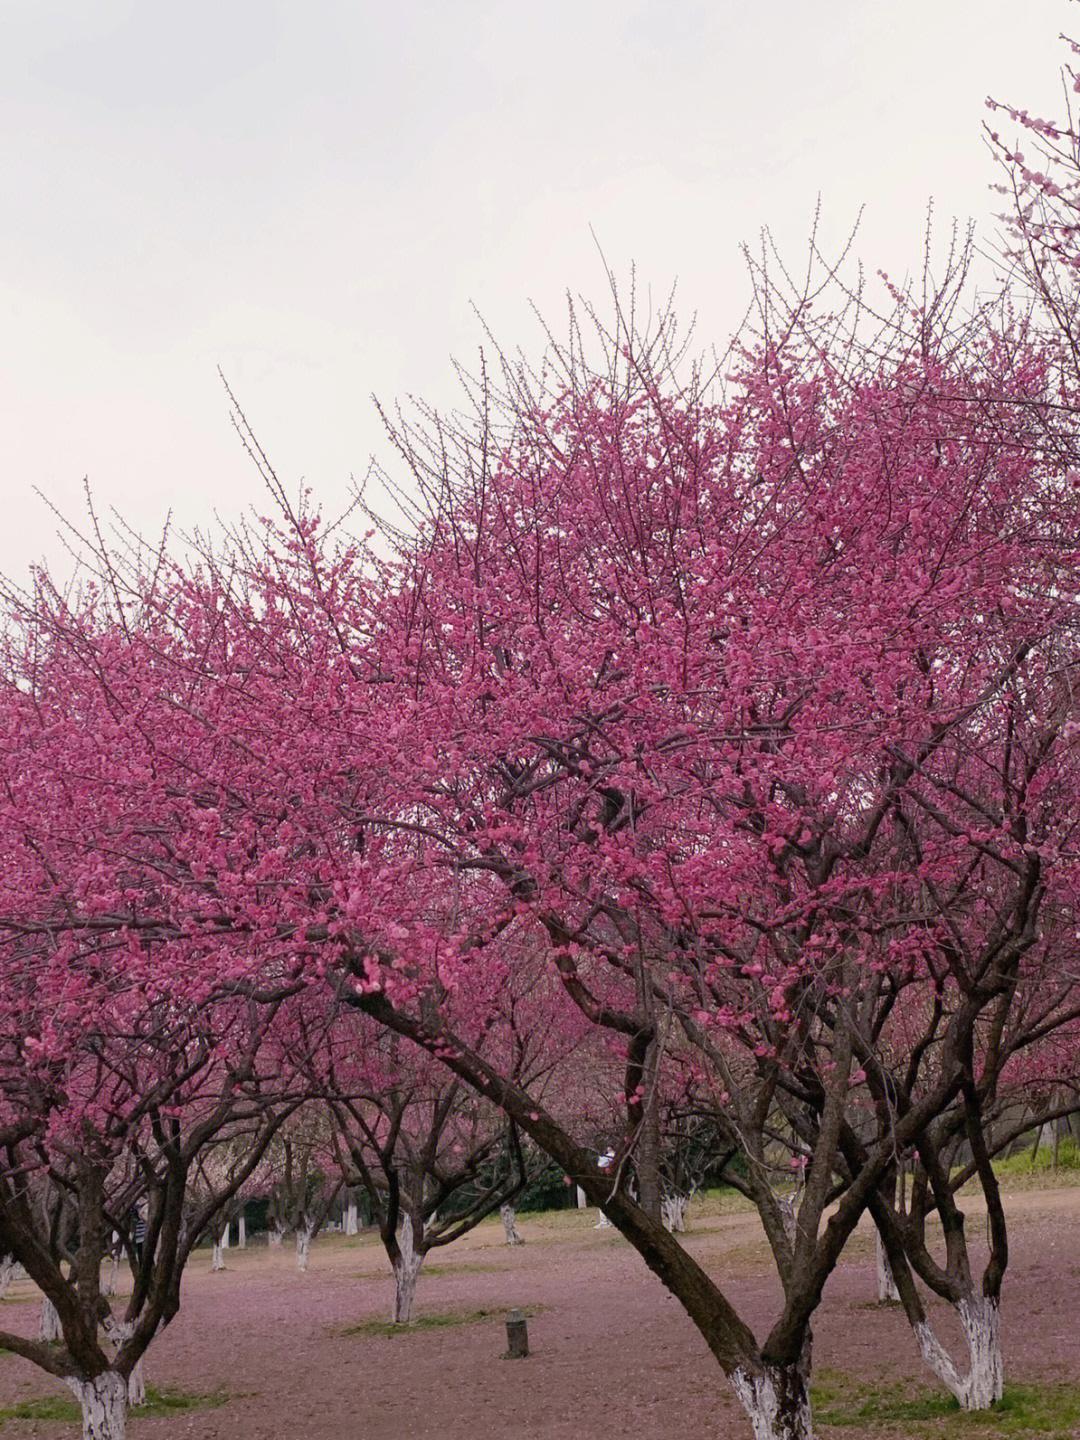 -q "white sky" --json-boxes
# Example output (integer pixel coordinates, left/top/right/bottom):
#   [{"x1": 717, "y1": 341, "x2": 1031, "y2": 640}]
[{"x1": 1, "y1": 1, "x2": 1076, "y2": 584}]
